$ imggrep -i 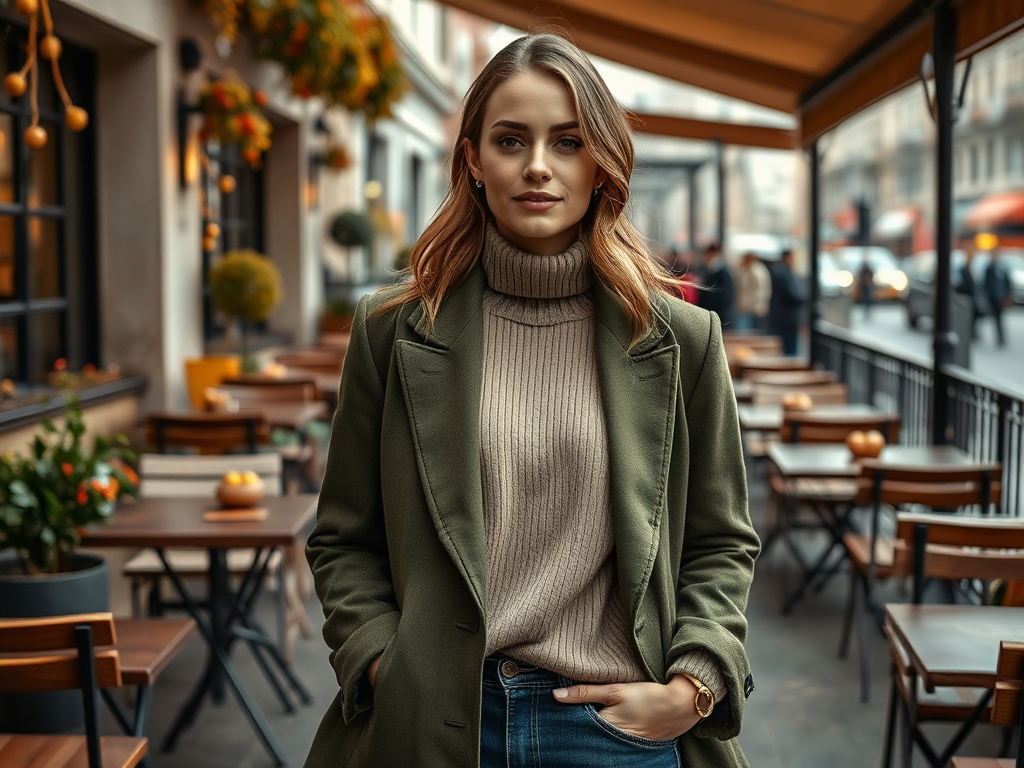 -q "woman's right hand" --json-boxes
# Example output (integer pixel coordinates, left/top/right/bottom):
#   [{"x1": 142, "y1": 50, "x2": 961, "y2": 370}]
[{"x1": 367, "y1": 653, "x2": 384, "y2": 688}]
